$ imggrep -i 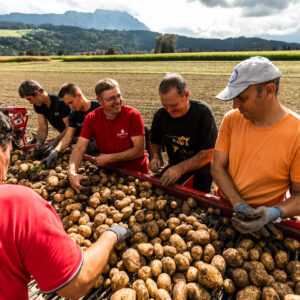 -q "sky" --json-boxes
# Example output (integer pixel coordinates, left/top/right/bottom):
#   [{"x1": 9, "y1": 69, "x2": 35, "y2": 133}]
[{"x1": 1, "y1": 0, "x2": 300, "y2": 42}]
